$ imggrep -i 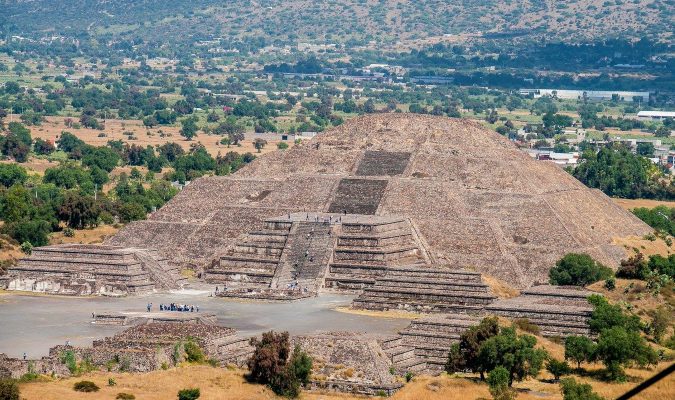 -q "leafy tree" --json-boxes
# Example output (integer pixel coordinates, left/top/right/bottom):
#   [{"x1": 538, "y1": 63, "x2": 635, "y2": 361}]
[
  {"x1": 636, "y1": 142, "x2": 655, "y2": 157},
  {"x1": 180, "y1": 116, "x2": 199, "y2": 141},
  {"x1": 2, "y1": 219, "x2": 51, "y2": 246},
  {"x1": 33, "y1": 138, "x2": 55, "y2": 155},
  {"x1": 476, "y1": 326, "x2": 548, "y2": 386},
  {"x1": 546, "y1": 359, "x2": 571, "y2": 380},
  {"x1": 82, "y1": 146, "x2": 120, "y2": 172},
  {"x1": 651, "y1": 306, "x2": 671, "y2": 343},
  {"x1": 632, "y1": 206, "x2": 675, "y2": 236},
  {"x1": 487, "y1": 367, "x2": 515, "y2": 400},
  {"x1": 247, "y1": 331, "x2": 311, "y2": 398},
  {"x1": 654, "y1": 125, "x2": 671, "y2": 138},
  {"x1": 0, "y1": 164, "x2": 28, "y2": 187},
  {"x1": 564, "y1": 336, "x2": 596, "y2": 369},
  {"x1": 58, "y1": 191, "x2": 100, "y2": 229},
  {"x1": 595, "y1": 326, "x2": 656, "y2": 381},
  {"x1": 587, "y1": 295, "x2": 641, "y2": 334},
  {"x1": 549, "y1": 253, "x2": 613, "y2": 286},
  {"x1": 446, "y1": 316, "x2": 500, "y2": 378},
  {"x1": 56, "y1": 132, "x2": 86, "y2": 155},
  {"x1": 158, "y1": 142, "x2": 185, "y2": 162},
  {"x1": 559, "y1": 378, "x2": 604, "y2": 400},
  {"x1": 253, "y1": 138, "x2": 267, "y2": 153}
]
